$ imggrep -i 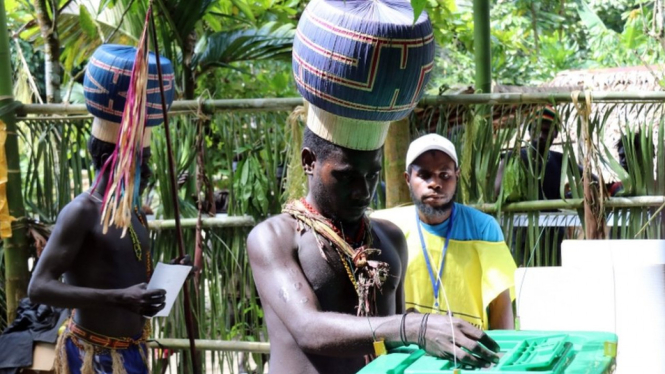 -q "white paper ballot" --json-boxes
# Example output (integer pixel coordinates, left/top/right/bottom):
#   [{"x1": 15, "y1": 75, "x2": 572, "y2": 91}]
[{"x1": 147, "y1": 262, "x2": 192, "y2": 318}]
